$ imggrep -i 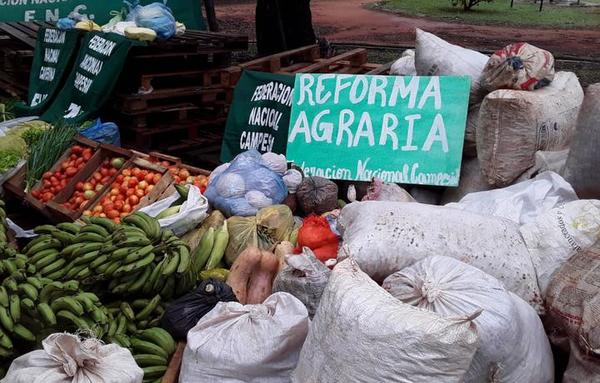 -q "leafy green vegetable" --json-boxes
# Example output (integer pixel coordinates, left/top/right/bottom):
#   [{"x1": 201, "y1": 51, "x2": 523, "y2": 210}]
[
  {"x1": 7, "y1": 120, "x2": 52, "y2": 148},
  {"x1": 26, "y1": 122, "x2": 77, "y2": 190},
  {"x1": 0, "y1": 151, "x2": 21, "y2": 173},
  {"x1": 0, "y1": 136, "x2": 27, "y2": 158}
]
